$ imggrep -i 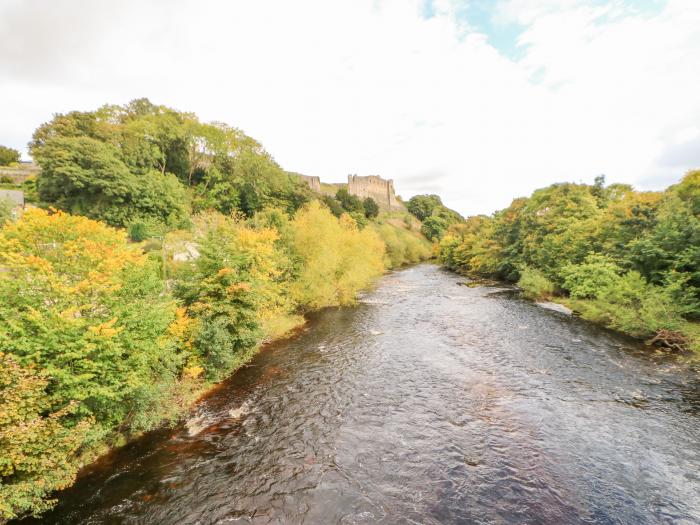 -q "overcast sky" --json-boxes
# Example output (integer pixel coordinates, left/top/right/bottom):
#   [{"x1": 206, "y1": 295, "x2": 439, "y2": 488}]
[{"x1": 2, "y1": 0, "x2": 699, "y2": 215}]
